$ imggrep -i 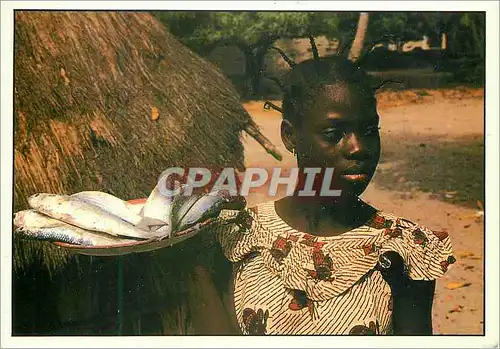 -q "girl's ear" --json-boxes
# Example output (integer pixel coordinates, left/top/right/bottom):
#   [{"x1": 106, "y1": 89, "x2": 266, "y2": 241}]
[{"x1": 280, "y1": 119, "x2": 296, "y2": 154}]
